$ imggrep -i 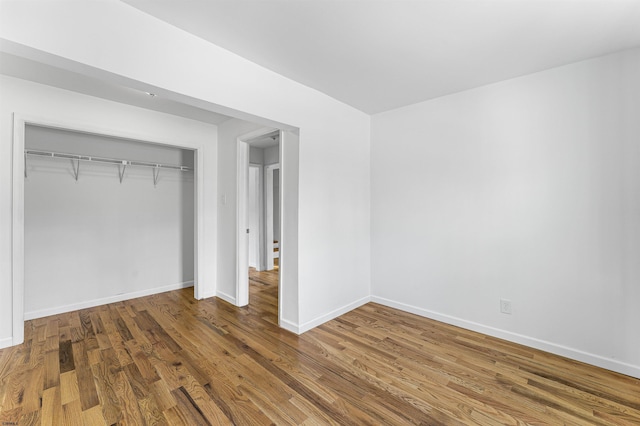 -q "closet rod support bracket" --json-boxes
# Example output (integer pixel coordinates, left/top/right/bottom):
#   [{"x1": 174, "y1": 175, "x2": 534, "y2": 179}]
[
  {"x1": 153, "y1": 165, "x2": 160, "y2": 187},
  {"x1": 71, "y1": 158, "x2": 80, "y2": 181},
  {"x1": 118, "y1": 161, "x2": 127, "y2": 183}
]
